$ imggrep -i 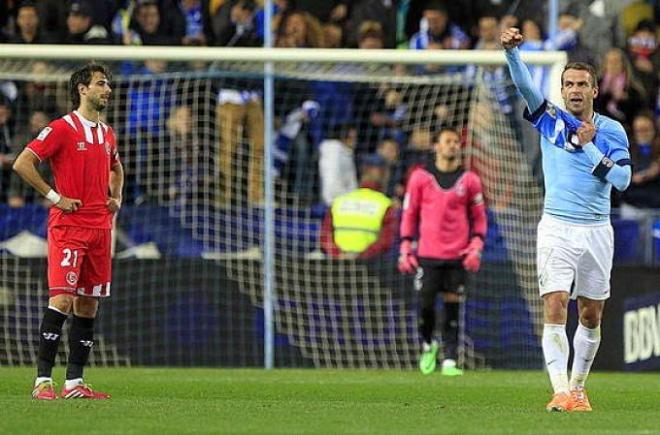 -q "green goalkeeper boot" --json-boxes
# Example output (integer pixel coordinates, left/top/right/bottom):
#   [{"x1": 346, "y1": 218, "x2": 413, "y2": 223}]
[
  {"x1": 419, "y1": 341, "x2": 439, "y2": 375},
  {"x1": 441, "y1": 359, "x2": 464, "y2": 376}
]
